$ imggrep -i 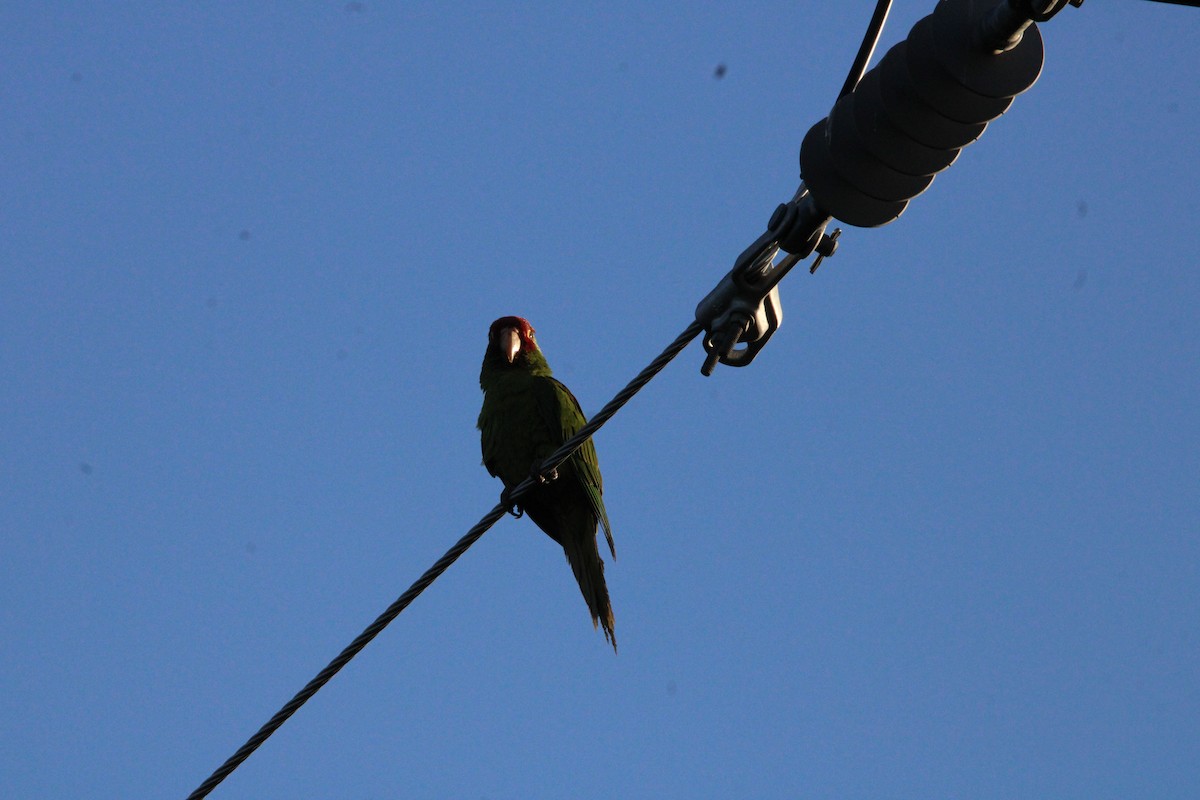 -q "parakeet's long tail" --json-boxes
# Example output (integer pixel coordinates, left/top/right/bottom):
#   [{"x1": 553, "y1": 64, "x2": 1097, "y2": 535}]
[
  {"x1": 524, "y1": 485, "x2": 617, "y2": 652},
  {"x1": 560, "y1": 529, "x2": 617, "y2": 653}
]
